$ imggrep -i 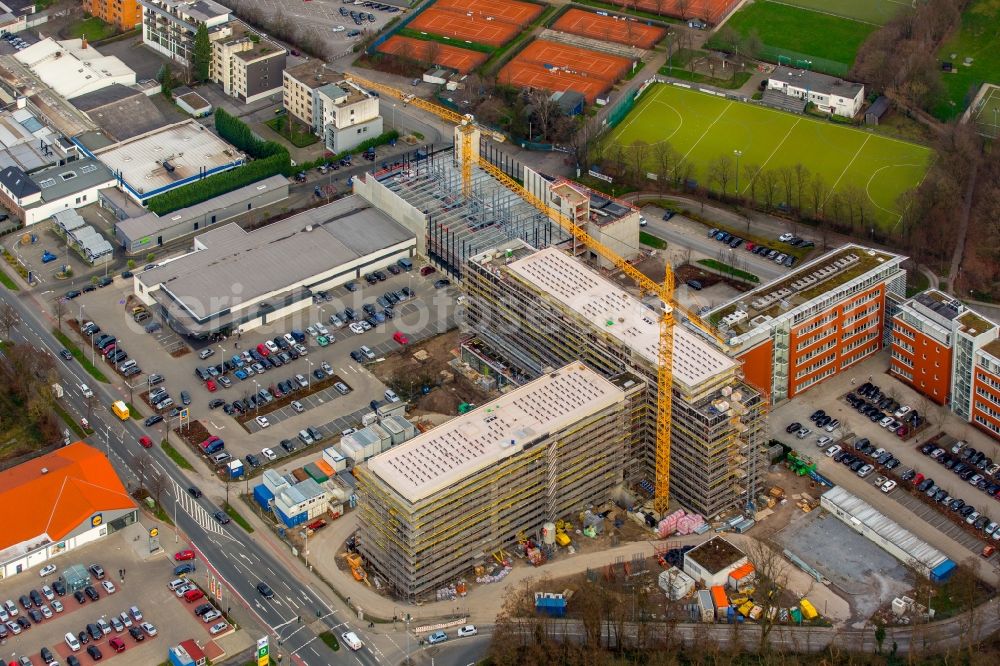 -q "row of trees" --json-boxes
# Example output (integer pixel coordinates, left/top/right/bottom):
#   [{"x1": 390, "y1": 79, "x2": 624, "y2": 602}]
[{"x1": 0, "y1": 313, "x2": 63, "y2": 449}]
